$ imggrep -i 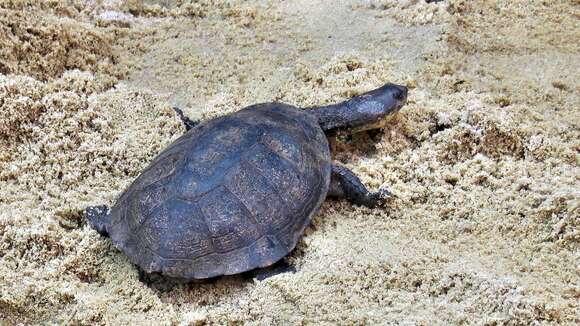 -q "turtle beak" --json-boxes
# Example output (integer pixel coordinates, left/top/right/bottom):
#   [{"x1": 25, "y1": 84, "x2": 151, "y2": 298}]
[{"x1": 390, "y1": 84, "x2": 408, "y2": 112}]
